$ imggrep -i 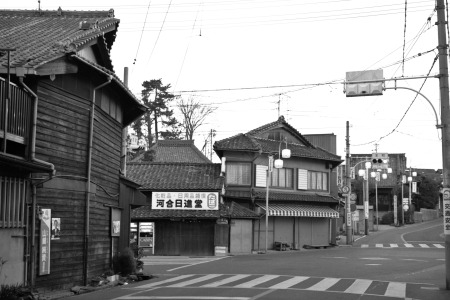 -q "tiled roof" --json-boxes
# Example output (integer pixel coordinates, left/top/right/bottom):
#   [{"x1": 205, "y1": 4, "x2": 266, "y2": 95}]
[
  {"x1": 126, "y1": 162, "x2": 224, "y2": 190},
  {"x1": 129, "y1": 140, "x2": 211, "y2": 163},
  {"x1": 0, "y1": 9, "x2": 118, "y2": 70},
  {"x1": 225, "y1": 190, "x2": 339, "y2": 204},
  {"x1": 246, "y1": 115, "x2": 314, "y2": 147},
  {"x1": 214, "y1": 134, "x2": 341, "y2": 162},
  {"x1": 0, "y1": 9, "x2": 147, "y2": 125},
  {"x1": 131, "y1": 201, "x2": 260, "y2": 220}
]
